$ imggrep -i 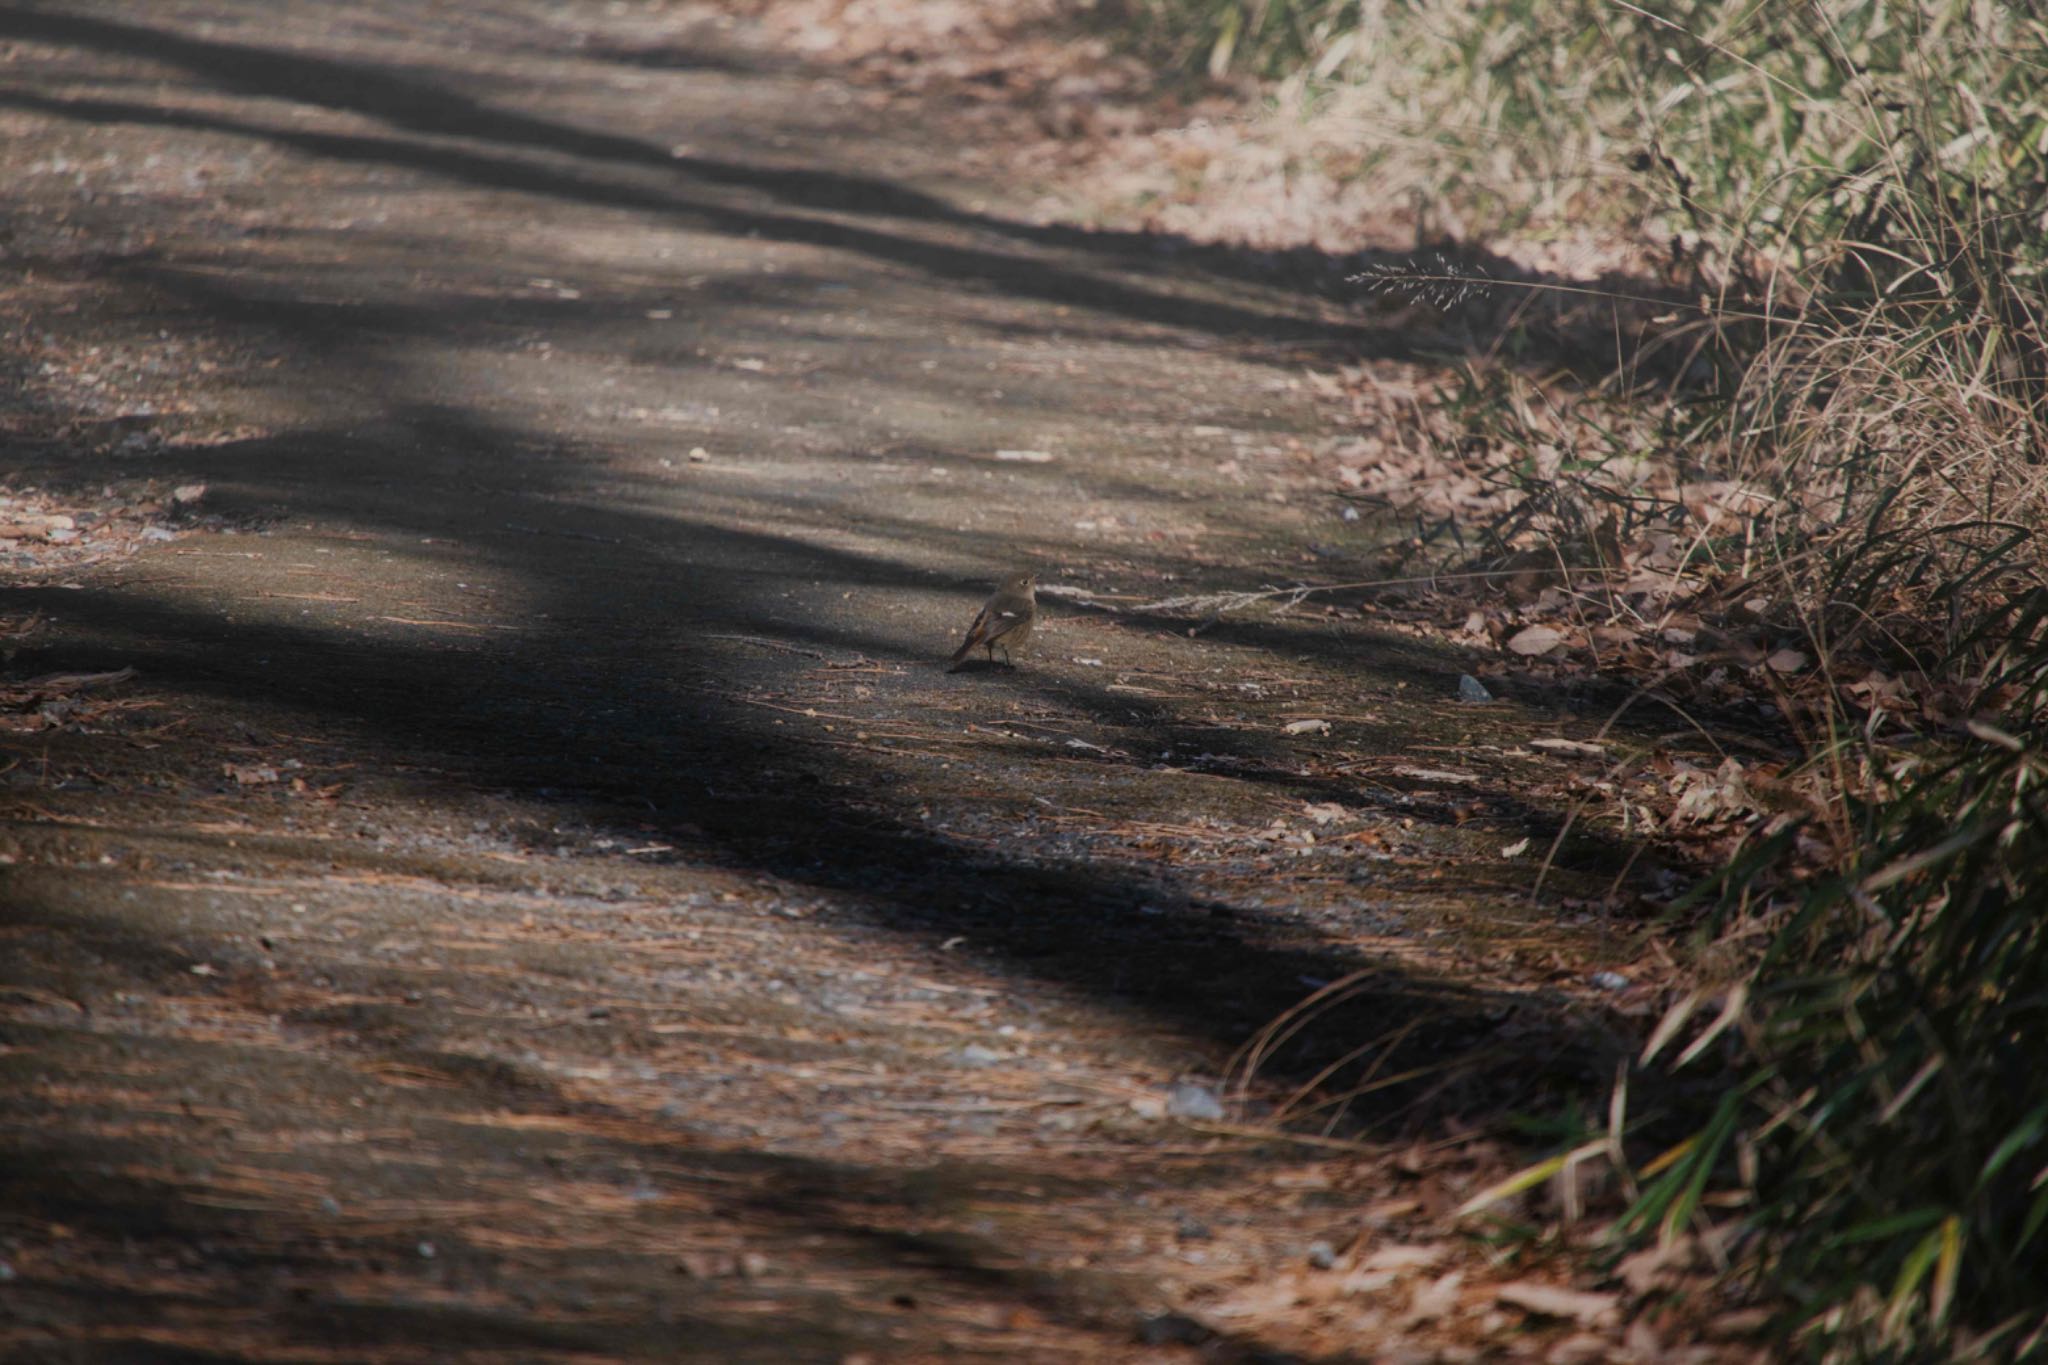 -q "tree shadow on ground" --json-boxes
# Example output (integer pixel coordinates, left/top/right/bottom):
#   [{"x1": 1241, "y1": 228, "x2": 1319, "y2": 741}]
[
  {"x1": 0, "y1": 841, "x2": 1438, "y2": 1363},
  {"x1": 0, "y1": 3, "x2": 1718, "y2": 380},
  {"x1": 9, "y1": 473, "x2": 1623, "y2": 1119},
  {"x1": 0, "y1": 1018, "x2": 1376, "y2": 1363},
  {"x1": 0, "y1": 171, "x2": 1639, "y2": 1145}
]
